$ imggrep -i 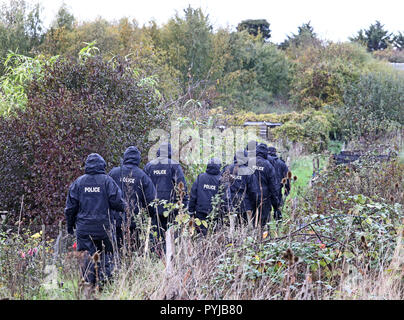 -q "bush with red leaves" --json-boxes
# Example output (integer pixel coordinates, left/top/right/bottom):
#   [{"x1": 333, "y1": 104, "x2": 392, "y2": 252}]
[{"x1": 0, "y1": 55, "x2": 167, "y2": 235}]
